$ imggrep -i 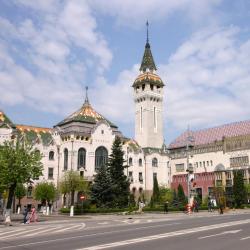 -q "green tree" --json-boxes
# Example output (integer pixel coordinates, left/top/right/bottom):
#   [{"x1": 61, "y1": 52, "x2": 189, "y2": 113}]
[
  {"x1": 91, "y1": 164, "x2": 113, "y2": 208},
  {"x1": 177, "y1": 184, "x2": 187, "y2": 205},
  {"x1": 34, "y1": 182, "x2": 57, "y2": 209},
  {"x1": 0, "y1": 139, "x2": 43, "y2": 222},
  {"x1": 59, "y1": 170, "x2": 88, "y2": 207},
  {"x1": 233, "y1": 170, "x2": 247, "y2": 207},
  {"x1": 159, "y1": 186, "x2": 174, "y2": 203},
  {"x1": 15, "y1": 183, "x2": 26, "y2": 208},
  {"x1": 108, "y1": 136, "x2": 130, "y2": 208},
  {"x1": 150, "y1": 175, "x2": 160, "y2": 207}
]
